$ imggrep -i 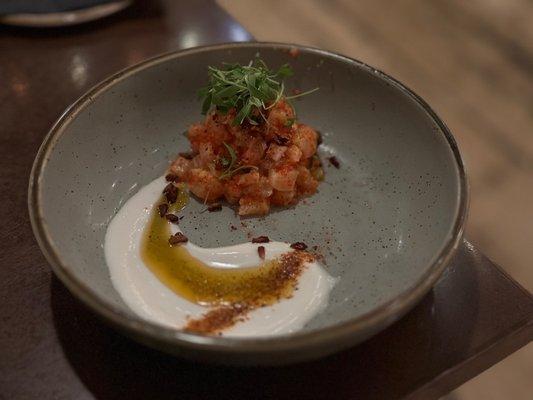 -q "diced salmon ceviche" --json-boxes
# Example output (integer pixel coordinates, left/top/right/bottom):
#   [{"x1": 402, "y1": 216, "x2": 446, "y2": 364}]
[{"x1": 170, "y1": 99, "x2": 324, "y2": 216}]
